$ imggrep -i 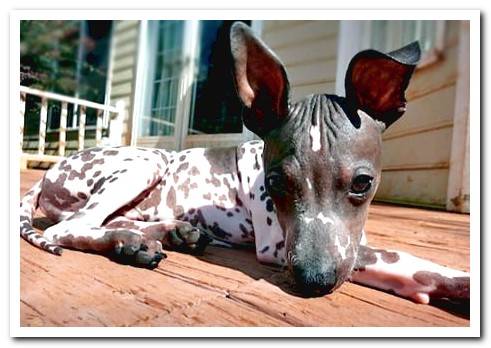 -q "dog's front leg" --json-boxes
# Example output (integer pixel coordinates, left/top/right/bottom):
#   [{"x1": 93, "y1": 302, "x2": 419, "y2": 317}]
[{"x1": 350, "y1": 245, "x2": 470, "y2": 304}]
